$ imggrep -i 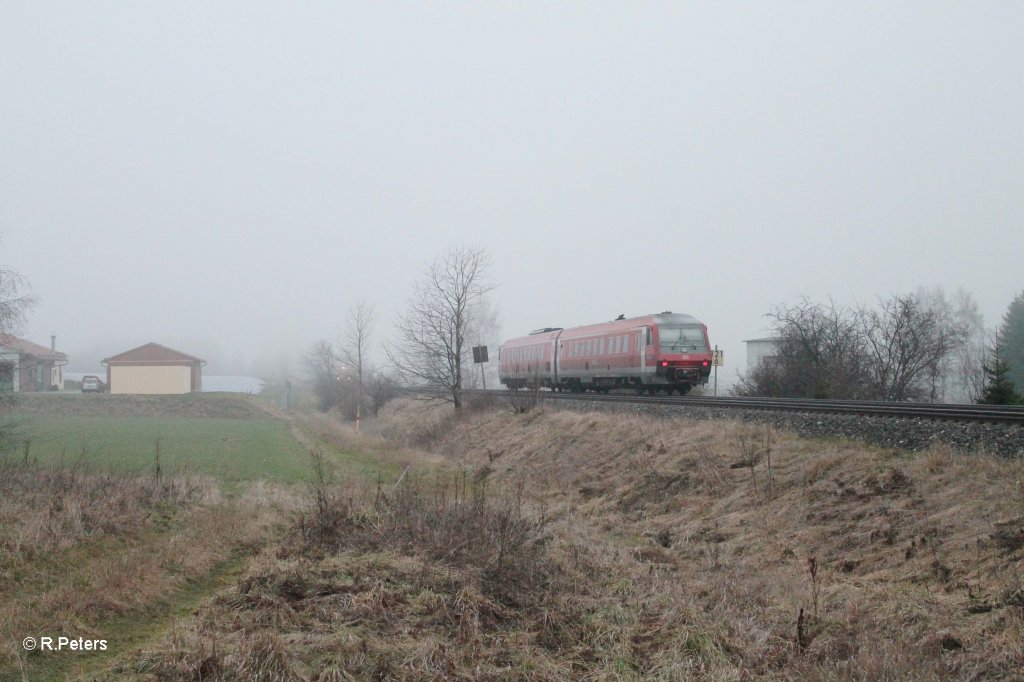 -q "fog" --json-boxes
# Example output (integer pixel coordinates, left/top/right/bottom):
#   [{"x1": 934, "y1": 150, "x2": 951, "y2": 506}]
[{"x1": 2, "y1": 3, "x2": 1022, "y2": 385}]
